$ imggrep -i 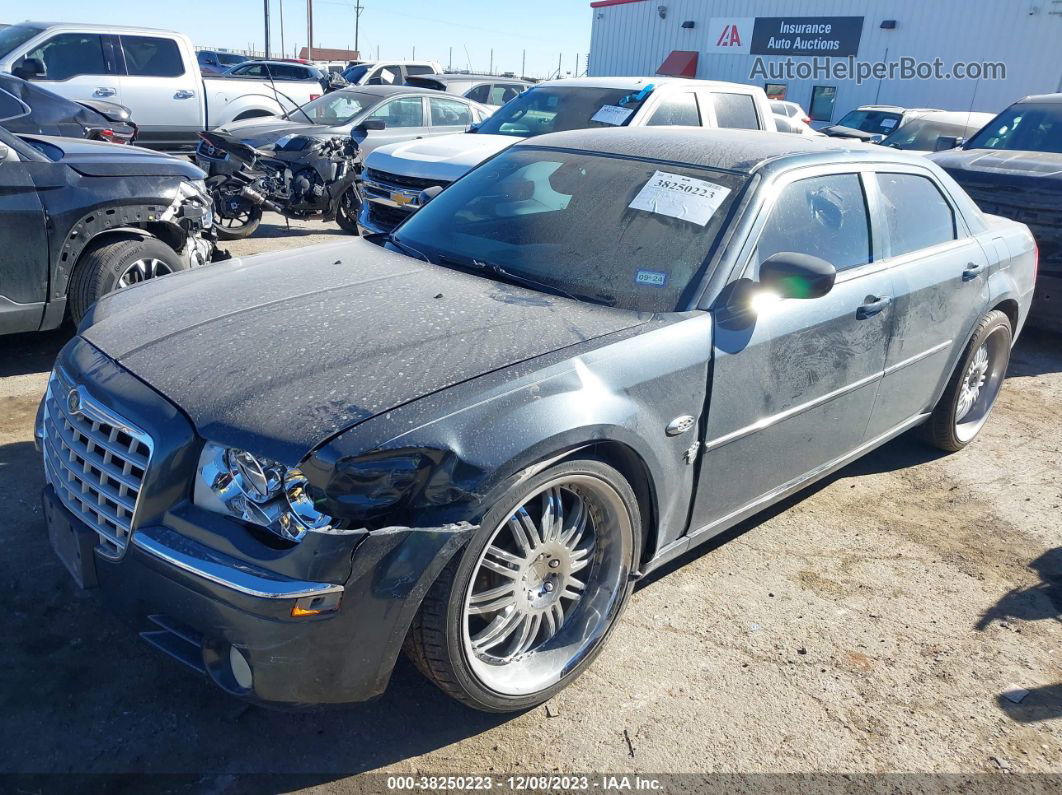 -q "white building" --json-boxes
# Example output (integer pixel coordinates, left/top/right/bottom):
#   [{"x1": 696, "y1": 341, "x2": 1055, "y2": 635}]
[{"x1": 587, "y1": 0, "x2": 1062, "y2": 121}]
